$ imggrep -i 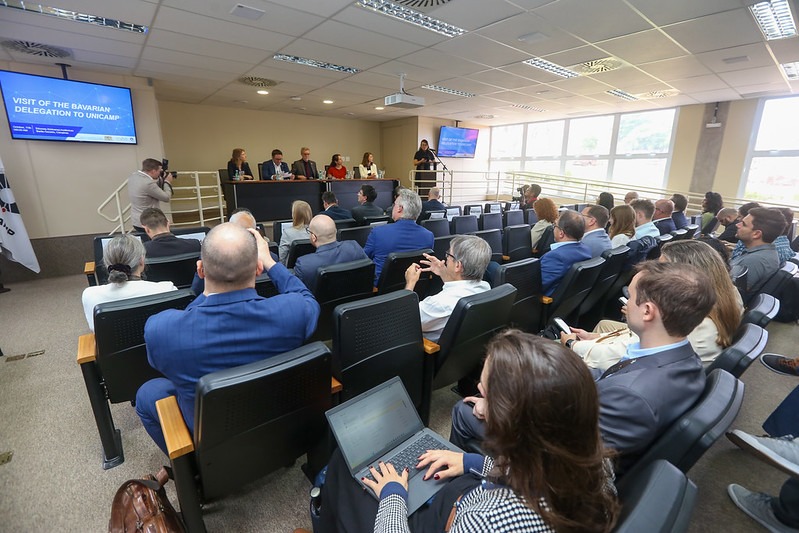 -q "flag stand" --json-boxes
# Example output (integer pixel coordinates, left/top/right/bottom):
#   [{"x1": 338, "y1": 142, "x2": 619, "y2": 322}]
[{"x1": 0, "y1": 265, "x2": 9, "y2": 294}]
